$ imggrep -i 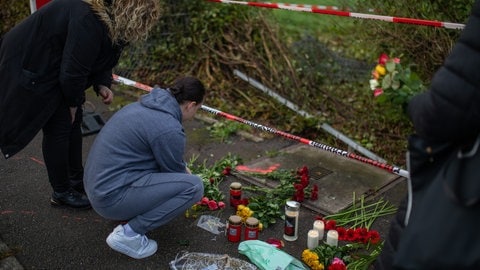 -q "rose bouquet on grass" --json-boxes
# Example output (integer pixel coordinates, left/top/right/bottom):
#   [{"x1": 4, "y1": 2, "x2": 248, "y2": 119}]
[
  {"x1": 302, "y1": 193, "x2": 396, "y2": 269},
  {"x1": 369, "y1": 53, "x2": 425, "y2": 121}
]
